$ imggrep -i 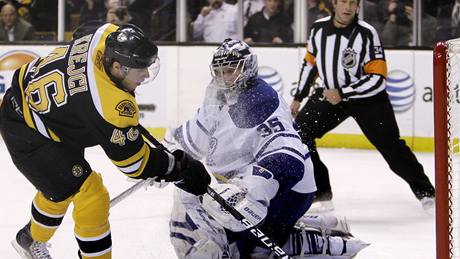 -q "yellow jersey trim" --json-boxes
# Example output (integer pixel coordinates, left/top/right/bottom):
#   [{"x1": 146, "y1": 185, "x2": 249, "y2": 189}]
[
  {"x1": 128, "y1": 144, "x2": 150, "y2": 178},
  {"x1": 18, "y1": 64, "x2": 36, "y2": 130},
  {"x1": 89, "y1": 24, "x2": 140, "y2": 128},
  {"x1": 112, "y1": 142, "x2": 148, "y2": 167}
]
